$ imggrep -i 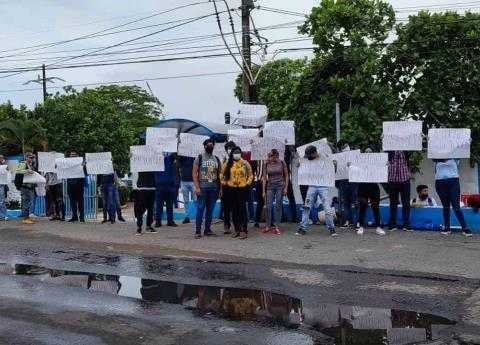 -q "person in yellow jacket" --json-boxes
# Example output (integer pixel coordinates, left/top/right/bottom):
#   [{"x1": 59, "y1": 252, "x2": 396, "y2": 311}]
[{"x1": 220, "y1": 146, "x2": 253, "y2": 239}]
